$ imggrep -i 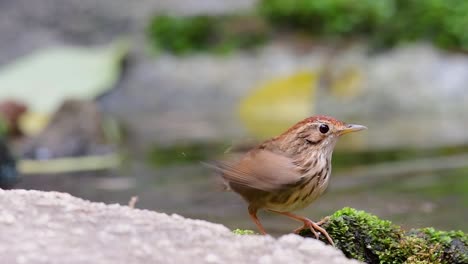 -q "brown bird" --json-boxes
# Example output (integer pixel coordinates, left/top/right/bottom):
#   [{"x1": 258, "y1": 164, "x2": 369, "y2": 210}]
[{"x1": 213, "y1": 115, "x2": 366, "y2": 246}]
